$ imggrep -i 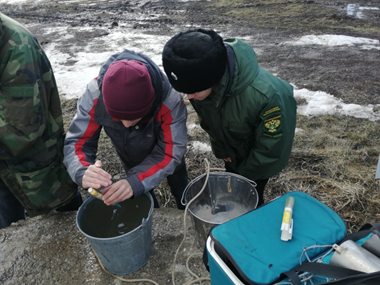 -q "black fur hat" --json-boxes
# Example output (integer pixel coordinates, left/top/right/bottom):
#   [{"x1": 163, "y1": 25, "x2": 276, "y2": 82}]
[{"x1": 162, "y1": 29, "x2": 227, "y2": 94}]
